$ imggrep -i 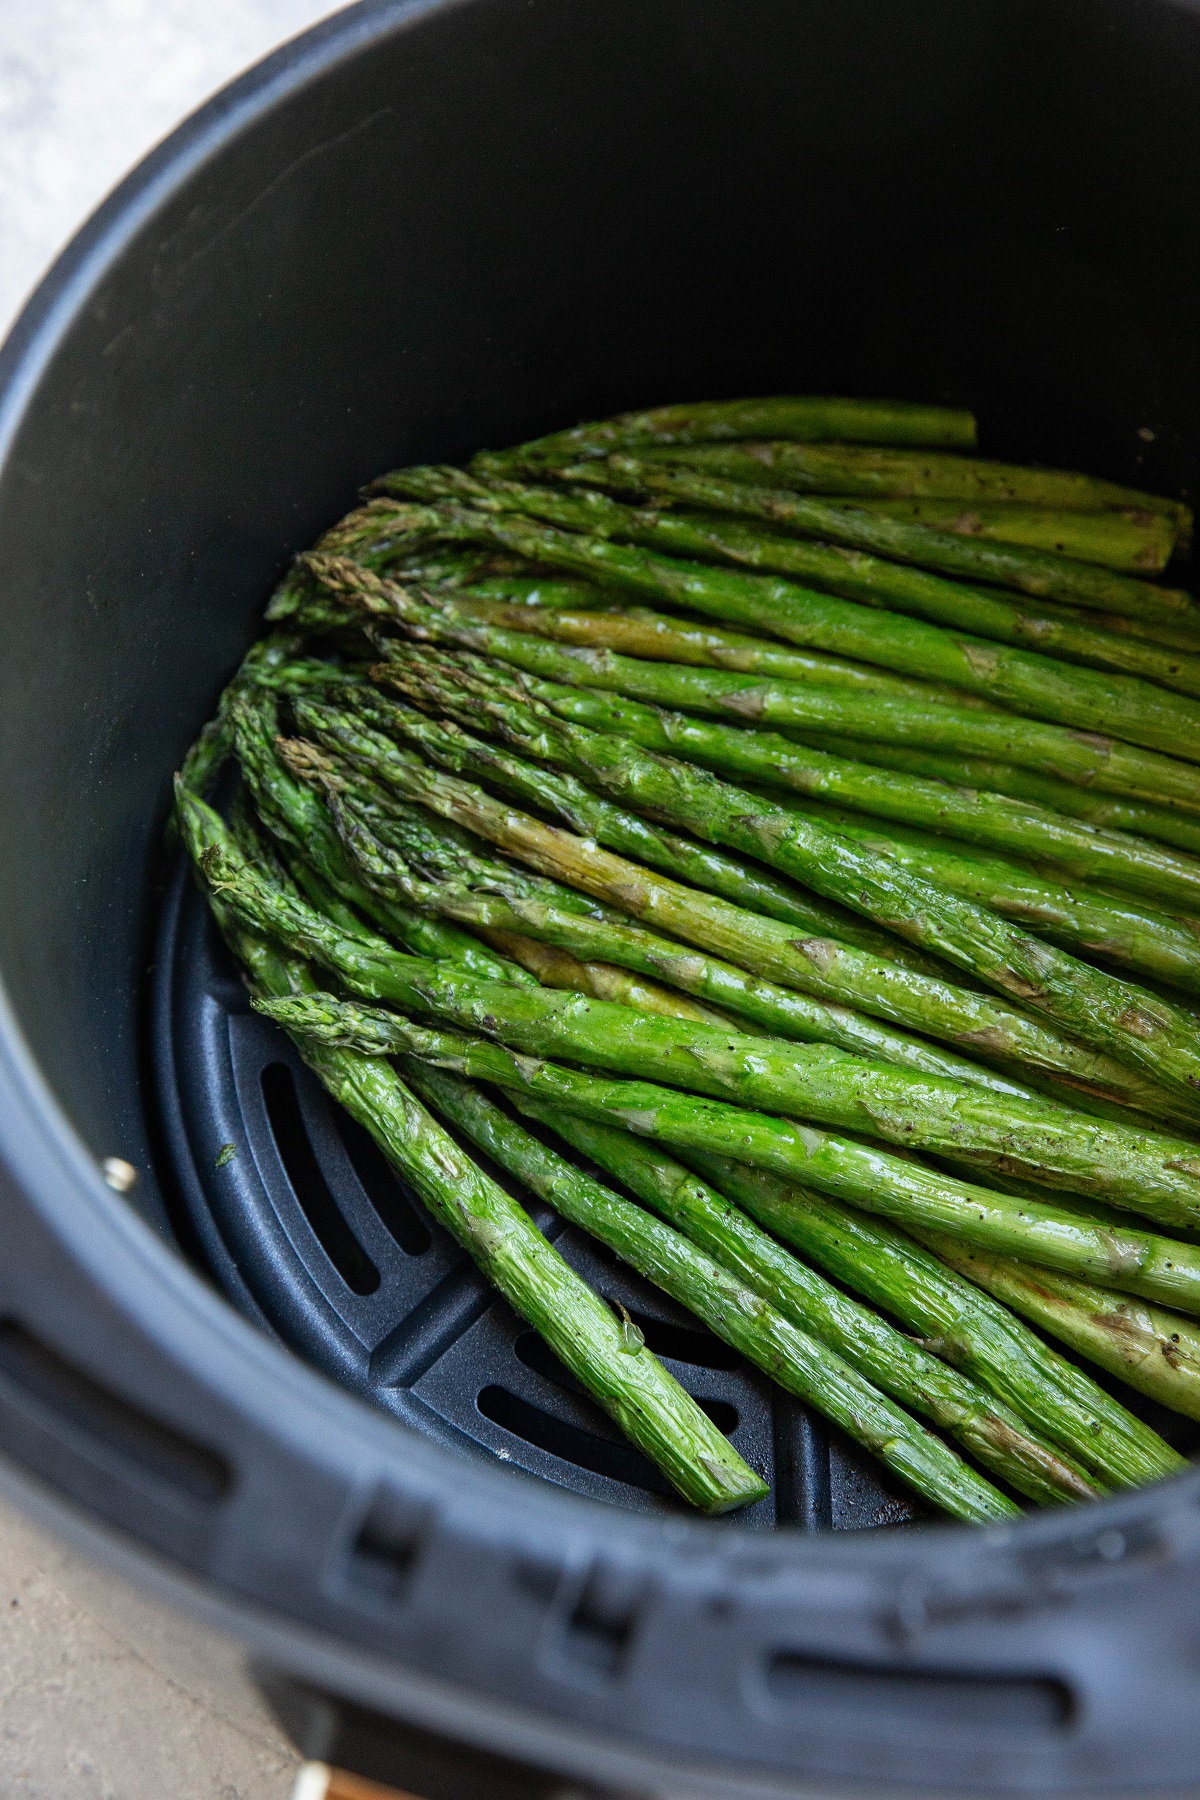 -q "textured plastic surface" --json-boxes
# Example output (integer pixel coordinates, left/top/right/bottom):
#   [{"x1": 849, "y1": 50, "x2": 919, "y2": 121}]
[
  {"x1": 156, "y1": 855, "x2": 928, "y2": 1531},
  {"x1": 4, "y1": 0, "x2": 1200, "y2": 1794}
]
